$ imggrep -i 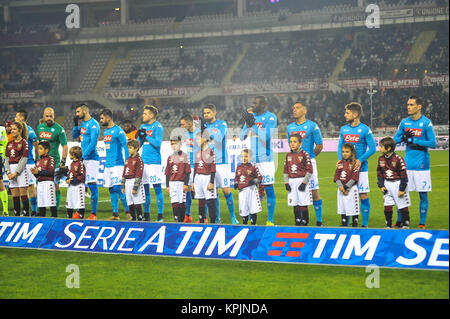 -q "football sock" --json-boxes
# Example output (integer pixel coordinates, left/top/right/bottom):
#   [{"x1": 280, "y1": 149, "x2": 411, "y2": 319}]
[
  {"x1": 242, "y1": 216, "x2": 249, "y2": 225},
  {"x1": 185, "y1": 191, "x2": 192, "y2": 216},
  {"x1": 250, "y1": 213, "x2": 257, "y2": 225},
  {"x1": 88, "y1": 183, "x2": 99, "y2": 215},
  {"x1": 360, "y1": 198, "x2": 371, "y2": 227},
  {"x1": 109, "y1": 187, "x2": 119, "y2": 213},
  {"x1": 265, "y1": 185, "x2": 276, "y2": 223},
  {"x1": 135, "y1": 205, "x2": 143, "y2": 221},
  {"x1": 0, "y1": 189, "x2": 8, "y2": 214},
  {"x1": 225, "y1": 192, "x2": 236, "y2": 220},
  {"x1": 400, "y1": 207, "x2": 410, "y2": 227},
  {"x1": 384, "y1": 206, "x2": 393, "y2": 227},
  {"x1": 144, "y1": 184, "x2": 151, "y2": 214},
  {"x1": 206, "y1": 199, "x2": 217, "y2": 223},
  {"x1": 294, "y1": 206, "x2": 302, "y2": 226},
  {"x1": 67, "y1": 208, "x2": 73, "y2": 219},
  {"x1": 178, "y1": 203, "x2": 185, "y2": 222},
  {"x1": 172, "y1": 204, "x2": 179, "y2": 222},
  {"x1": 50, "y1": 206, "x2": 57, "y2": 218},
  {"x1": 13, "y1": 197, "x2": 20, "y2": 216},
  {"x1": 419, "y1": 192, "x2": 429, "y2": 225},
  {"x1": 78, "y1": 208, "x2": 85, "y2": 219},
  {"x1": 313, "y1": 199, "x2": 323, "y2": 223},
  {"x1": 21, "y1": 195, "x2": 29, "y2": 216},
  {"x1": 341, "y1": 215, "x2": 348, "y2": 226},
  {"x1": 215, "y1": 194, "x2": 221, "y2": 222},
  {"x1": 129, "y1": 205, "x2": 136, "y2": 220},
  {"x1": 198, "y1": 199, "x2": 206, "y2": 223},
  {"x1": 351, "y1": 215, "x2": 358, "y2": 227},
  {"x1": 154, "y1": 184, "x2": 164, "y2": 218},
  {"x1": 113, "y1": 185, "x2": 129, "y2": 213},
  {"x1": 30, "y1": 197, "x2": 37, "y2": 216},
  {"x1": 56, "y1": 189, "x2": 61, "y2": 210},
  {"x1": 300, "y1": 206, "x2": 309, "y2": 226},
  {"x1": 38, "y1": 207, "x2": 46, "y2": 217}
]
